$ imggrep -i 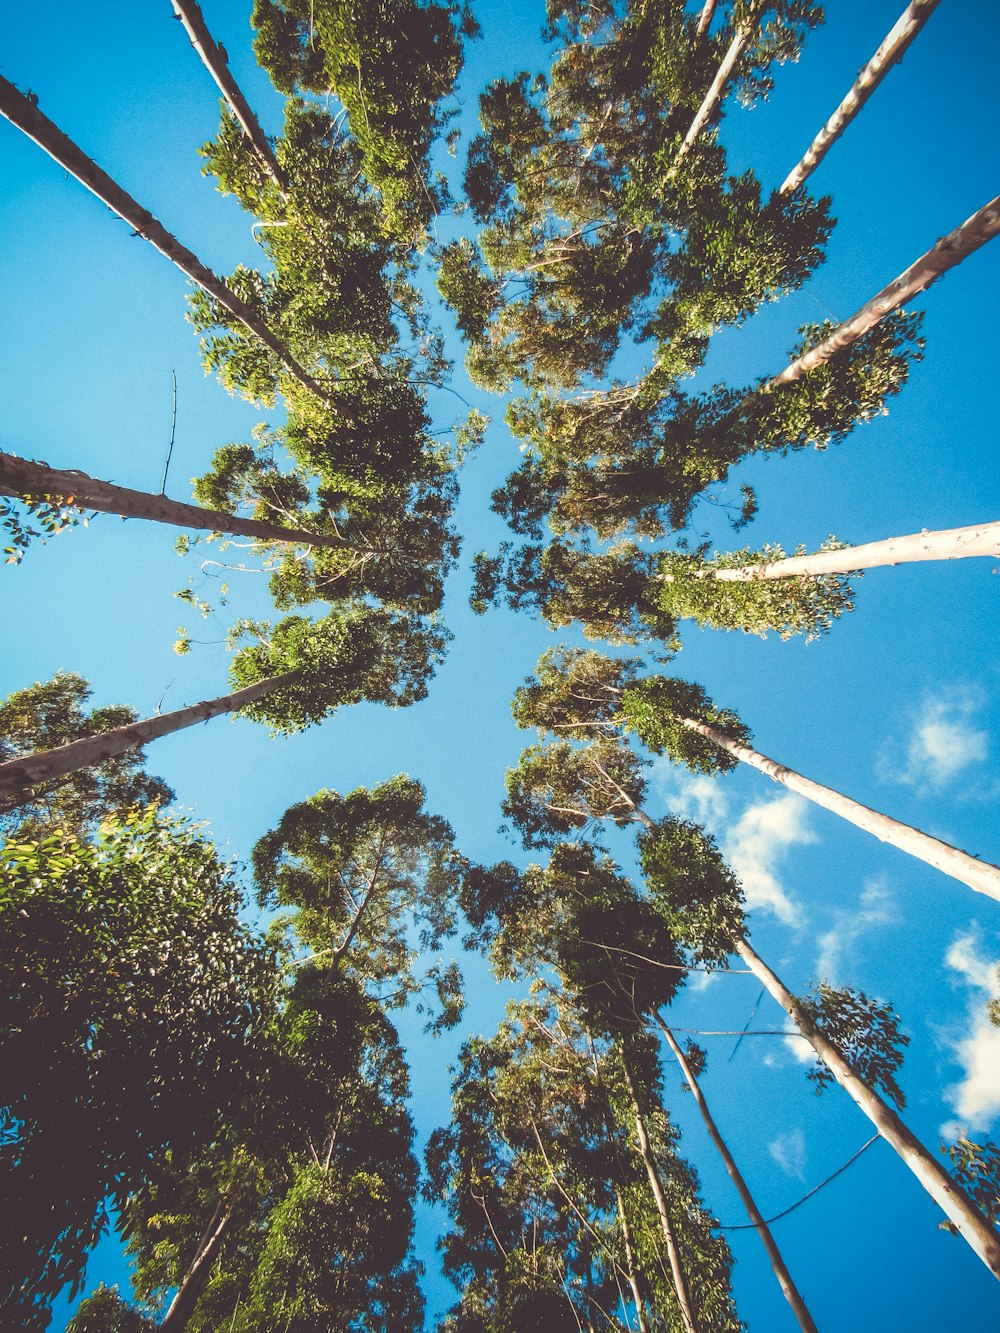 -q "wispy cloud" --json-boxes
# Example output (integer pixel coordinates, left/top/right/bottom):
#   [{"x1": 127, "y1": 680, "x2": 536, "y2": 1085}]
[
  {"x1": 940, "y1": 927, "x2": 1000, "y2": 1135},
  {"x1": 879, "y1": 686, "x2": 989, "y2": 791},
  {"x1": 815, "y1": 875, "x2": 897, "y2": 985},
  {"x1": 769, "y1": 1127, "x2": 807, "y2": 1181},
  {"x1": 726, "y1": 793, "x2": 815, "y2": 927},
  {"x1": 652, "y1": 768, "x2": 814, "y2": 927}
]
